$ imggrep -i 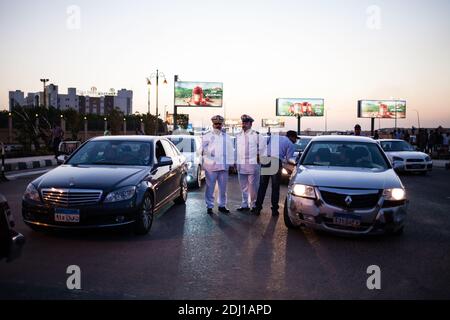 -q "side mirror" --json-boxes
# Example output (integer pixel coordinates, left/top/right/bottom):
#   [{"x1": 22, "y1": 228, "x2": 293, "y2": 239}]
[
  {"x1": 156, "y1": 156, "x2": 173, "y2": 167},
  {"x1": 288, "y1": 157, "x2": 297, "y2": 166},
  {"x1": 57, "y1": 154, "x2": 69, "y2": 165}
]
